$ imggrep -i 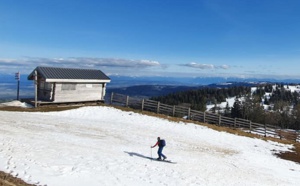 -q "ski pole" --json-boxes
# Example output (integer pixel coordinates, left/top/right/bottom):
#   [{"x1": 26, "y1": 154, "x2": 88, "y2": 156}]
[{"x1": 150, "y1": 146, "x2": 152, "y2": 161}]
